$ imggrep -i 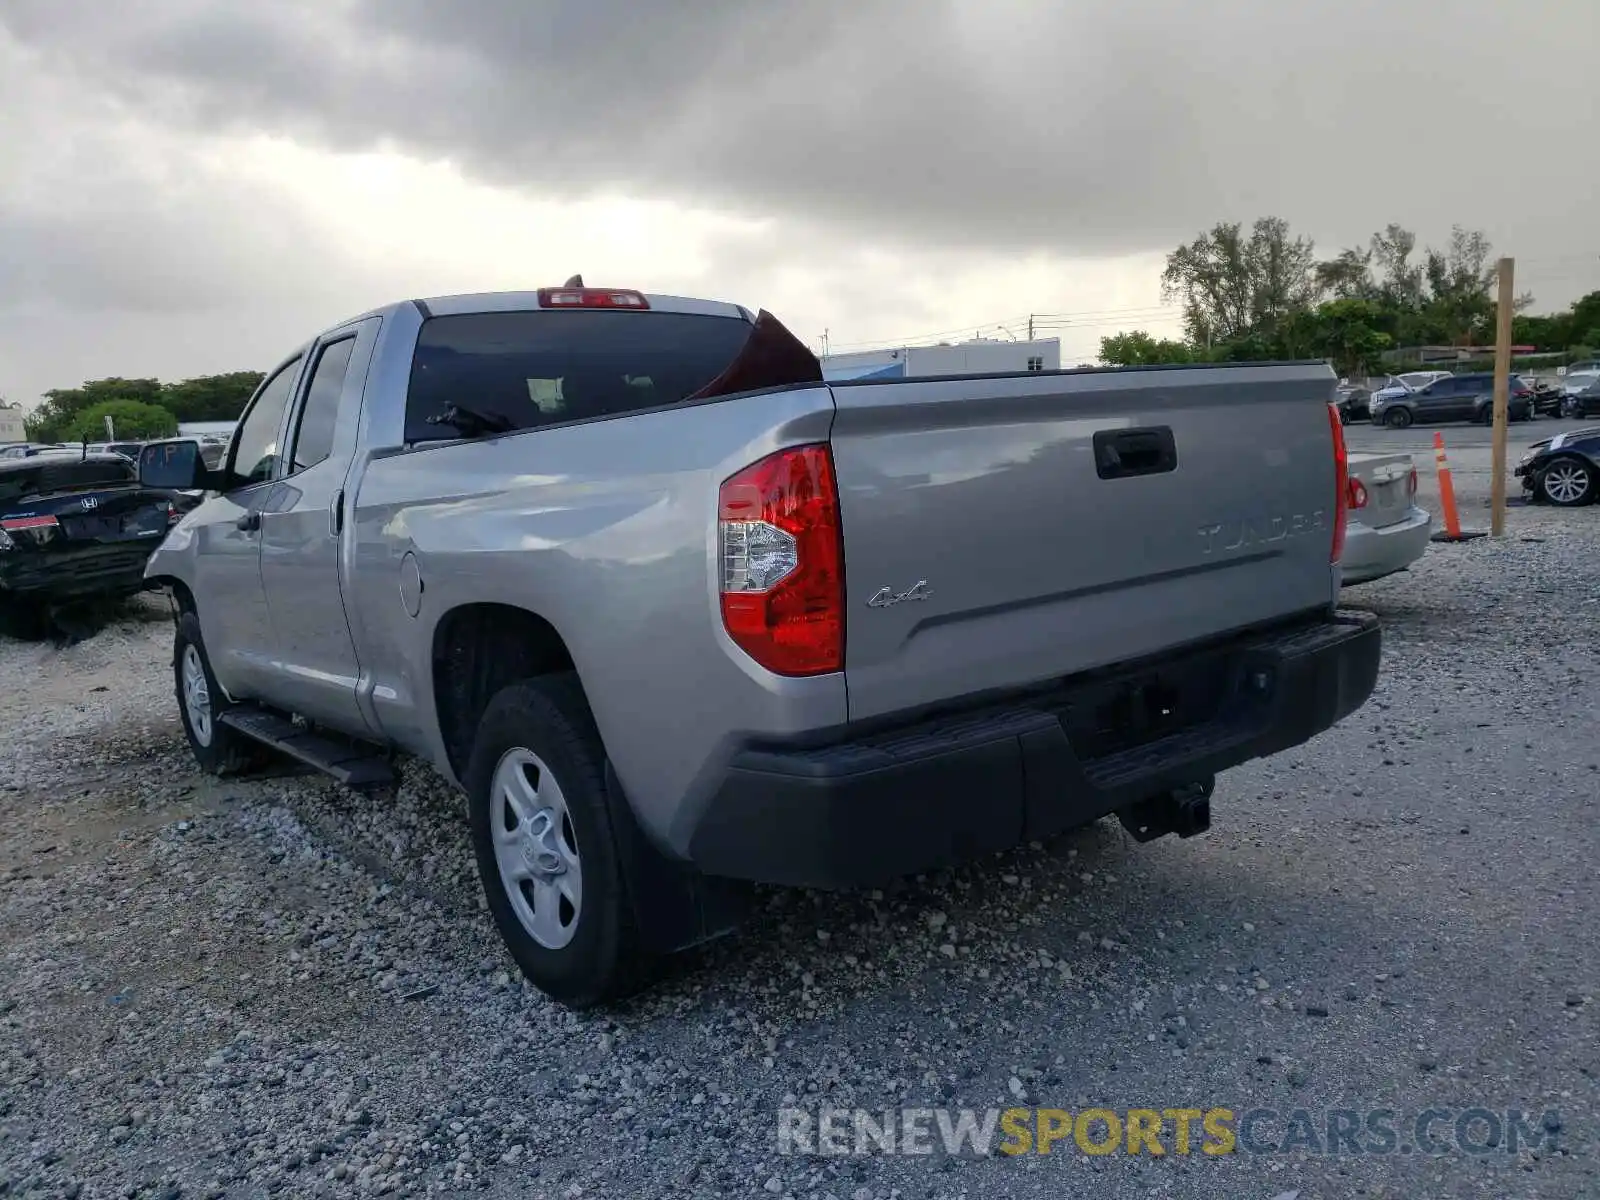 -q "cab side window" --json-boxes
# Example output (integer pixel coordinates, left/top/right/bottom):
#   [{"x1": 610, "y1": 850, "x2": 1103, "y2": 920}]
[{"x1": 228, "y1": 358, "x2": 301, "y2": 487}]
